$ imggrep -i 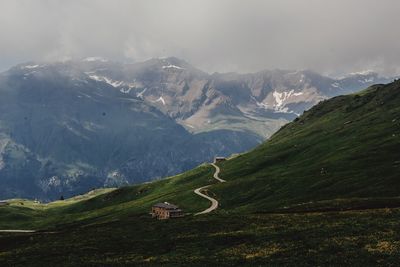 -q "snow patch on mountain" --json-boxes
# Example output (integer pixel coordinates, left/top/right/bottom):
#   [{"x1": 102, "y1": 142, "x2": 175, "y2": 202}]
[
  {"x1": 254, "y1": 90, "x2": 305, "y2": 115},
  {"x1": 162, "y1": 64, "x2": 184, "y2": 70},
  {"x1": 120, "y1": 88, "x2": 132, "y2": 94},
  {"x1": 273, "y1": 90, "x2": 302, "y2": 107},
  {"x1": 273, "y1": 91, "x2": 286, "y2": 108},
  {"x1": 359, "y1": 77, "x2": 375, "y2": 83},
  {"x1": 21, "y1": 64, "x2": 39, "y2": 69},
  {"x1": 184, "y1": 123, "x2": 195, "y2": 129},
  {"x1": 155, "y1": 96, "x2": 166, "y2": 105},
  {"x1": 136, "y1": 88, "x2": 147, "y2": 98},
  {"x1": 88, "y1": 74, "x2": 123, "y2": 88},
  {"x1": 255, "y1": 99, "x2": 291, "y2": 114}
]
